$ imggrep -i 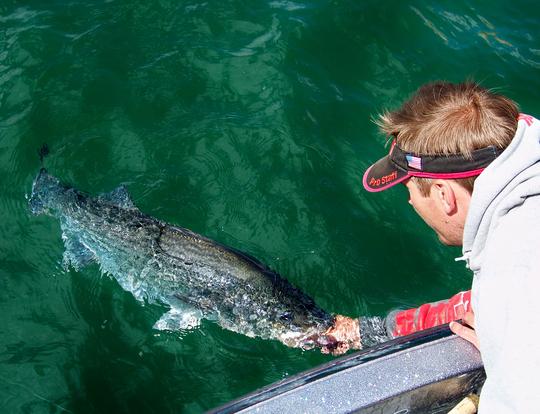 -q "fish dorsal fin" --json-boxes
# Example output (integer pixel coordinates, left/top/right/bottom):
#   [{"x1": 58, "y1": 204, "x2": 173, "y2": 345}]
[{"x1": 100, "y1": 186, "x2": 136, "y2": 210}]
